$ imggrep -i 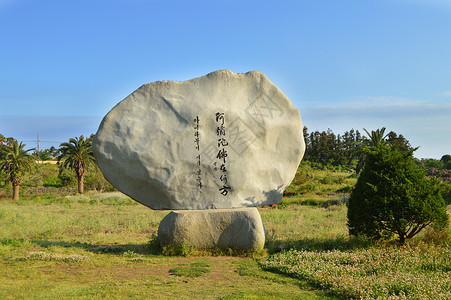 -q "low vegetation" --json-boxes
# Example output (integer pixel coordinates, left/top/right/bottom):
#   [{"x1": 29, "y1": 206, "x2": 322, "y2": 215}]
[{"x1": 262, "y1": 243, "x2": 451, "y2": 299}]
